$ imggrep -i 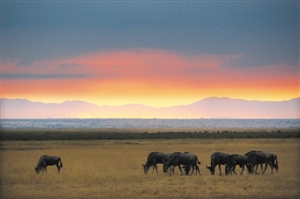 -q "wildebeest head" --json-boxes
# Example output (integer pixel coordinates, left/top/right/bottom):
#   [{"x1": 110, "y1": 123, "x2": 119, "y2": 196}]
[
  {"x1": 35, "y1": 167, "x2": 41, "y2": 174},
  {"x1": 163, "y1": 152, "x2": 180, "y2": 172},
  {"x1": 245, "y1": 162, "x2": 253, "y2": 174},
  {"x1": 163, "y1": 161, "x2": 169, "y2": 172},
  {"x1": 141, "y1": 164, "x2": 150, "y2": 174},
  {"x1": 225, "y1": 165, "x2": 231, "y2": 175},
  {"x1": 206, "y1": 165, "x2": 215, "y2": 175}
]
